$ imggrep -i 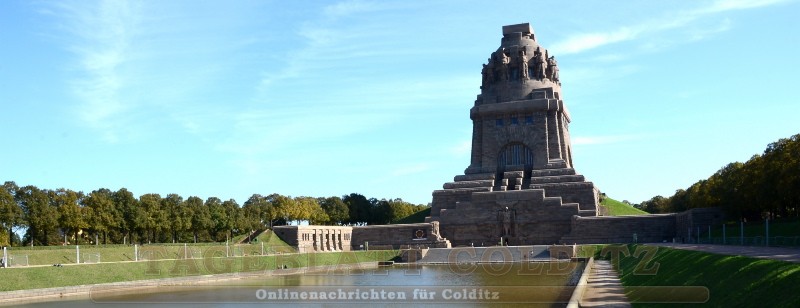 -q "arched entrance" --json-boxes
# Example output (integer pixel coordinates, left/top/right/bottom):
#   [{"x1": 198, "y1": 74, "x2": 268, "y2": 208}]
[
  {"x1": 496, "y1": 143, "x2": 534, "y2": 190},
  {"x1": 497, "y1": 142, "x2": 534, "y2": 171}
]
